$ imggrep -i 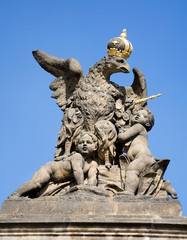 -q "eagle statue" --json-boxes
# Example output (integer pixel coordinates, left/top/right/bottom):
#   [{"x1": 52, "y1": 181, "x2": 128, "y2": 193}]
[{"x1": 33, "y1": 47, "x2": 147, "y2": 160}]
